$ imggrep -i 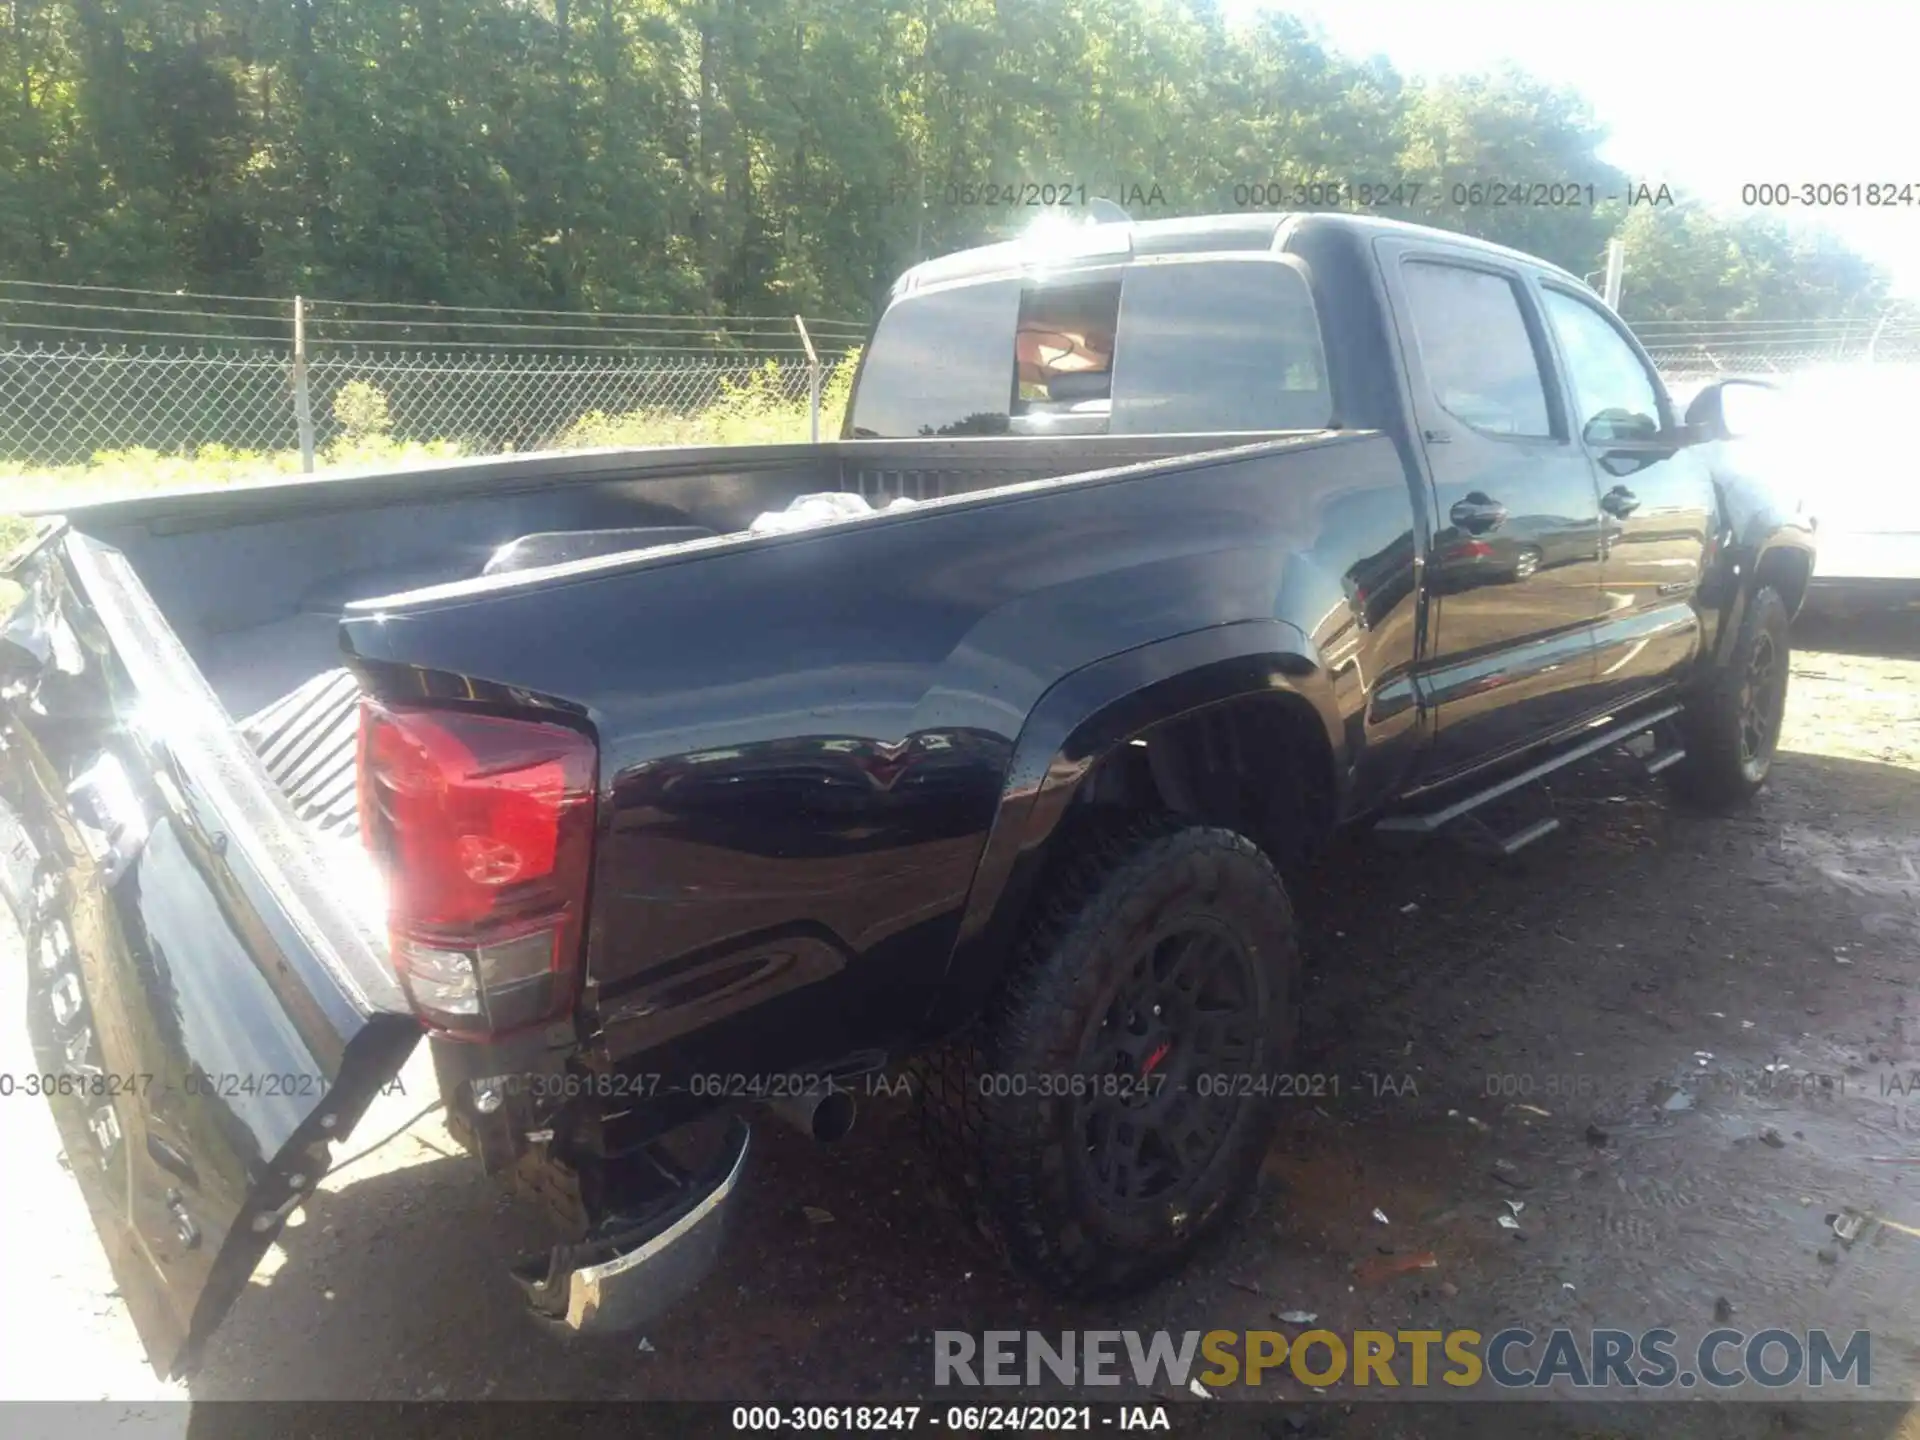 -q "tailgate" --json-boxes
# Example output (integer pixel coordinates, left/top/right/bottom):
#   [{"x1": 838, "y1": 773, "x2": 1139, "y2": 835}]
[{"x1": 0, "y1": 525, "x2": 419, "y2": 1378}]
